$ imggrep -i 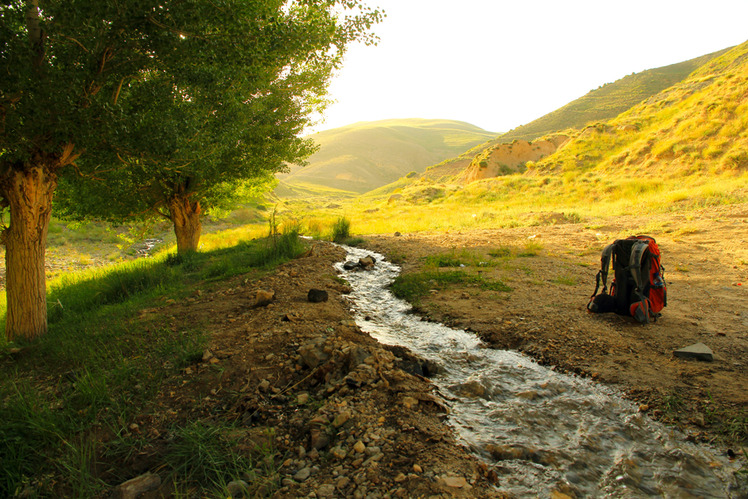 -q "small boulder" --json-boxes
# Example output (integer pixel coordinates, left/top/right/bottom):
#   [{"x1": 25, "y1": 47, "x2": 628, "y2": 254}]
[
  {"x1": 307, "y1": 288, "x2": 328, "y2": 303},
  {"x1": 674, "y1": 342, "x2": 714, "y2": 361},
  {"x1": 359, "y1": 256, "x2": 376, "y2": 269},
  {"x1": 253, "y1": 289, "x2": 275, "y2": 307}
]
